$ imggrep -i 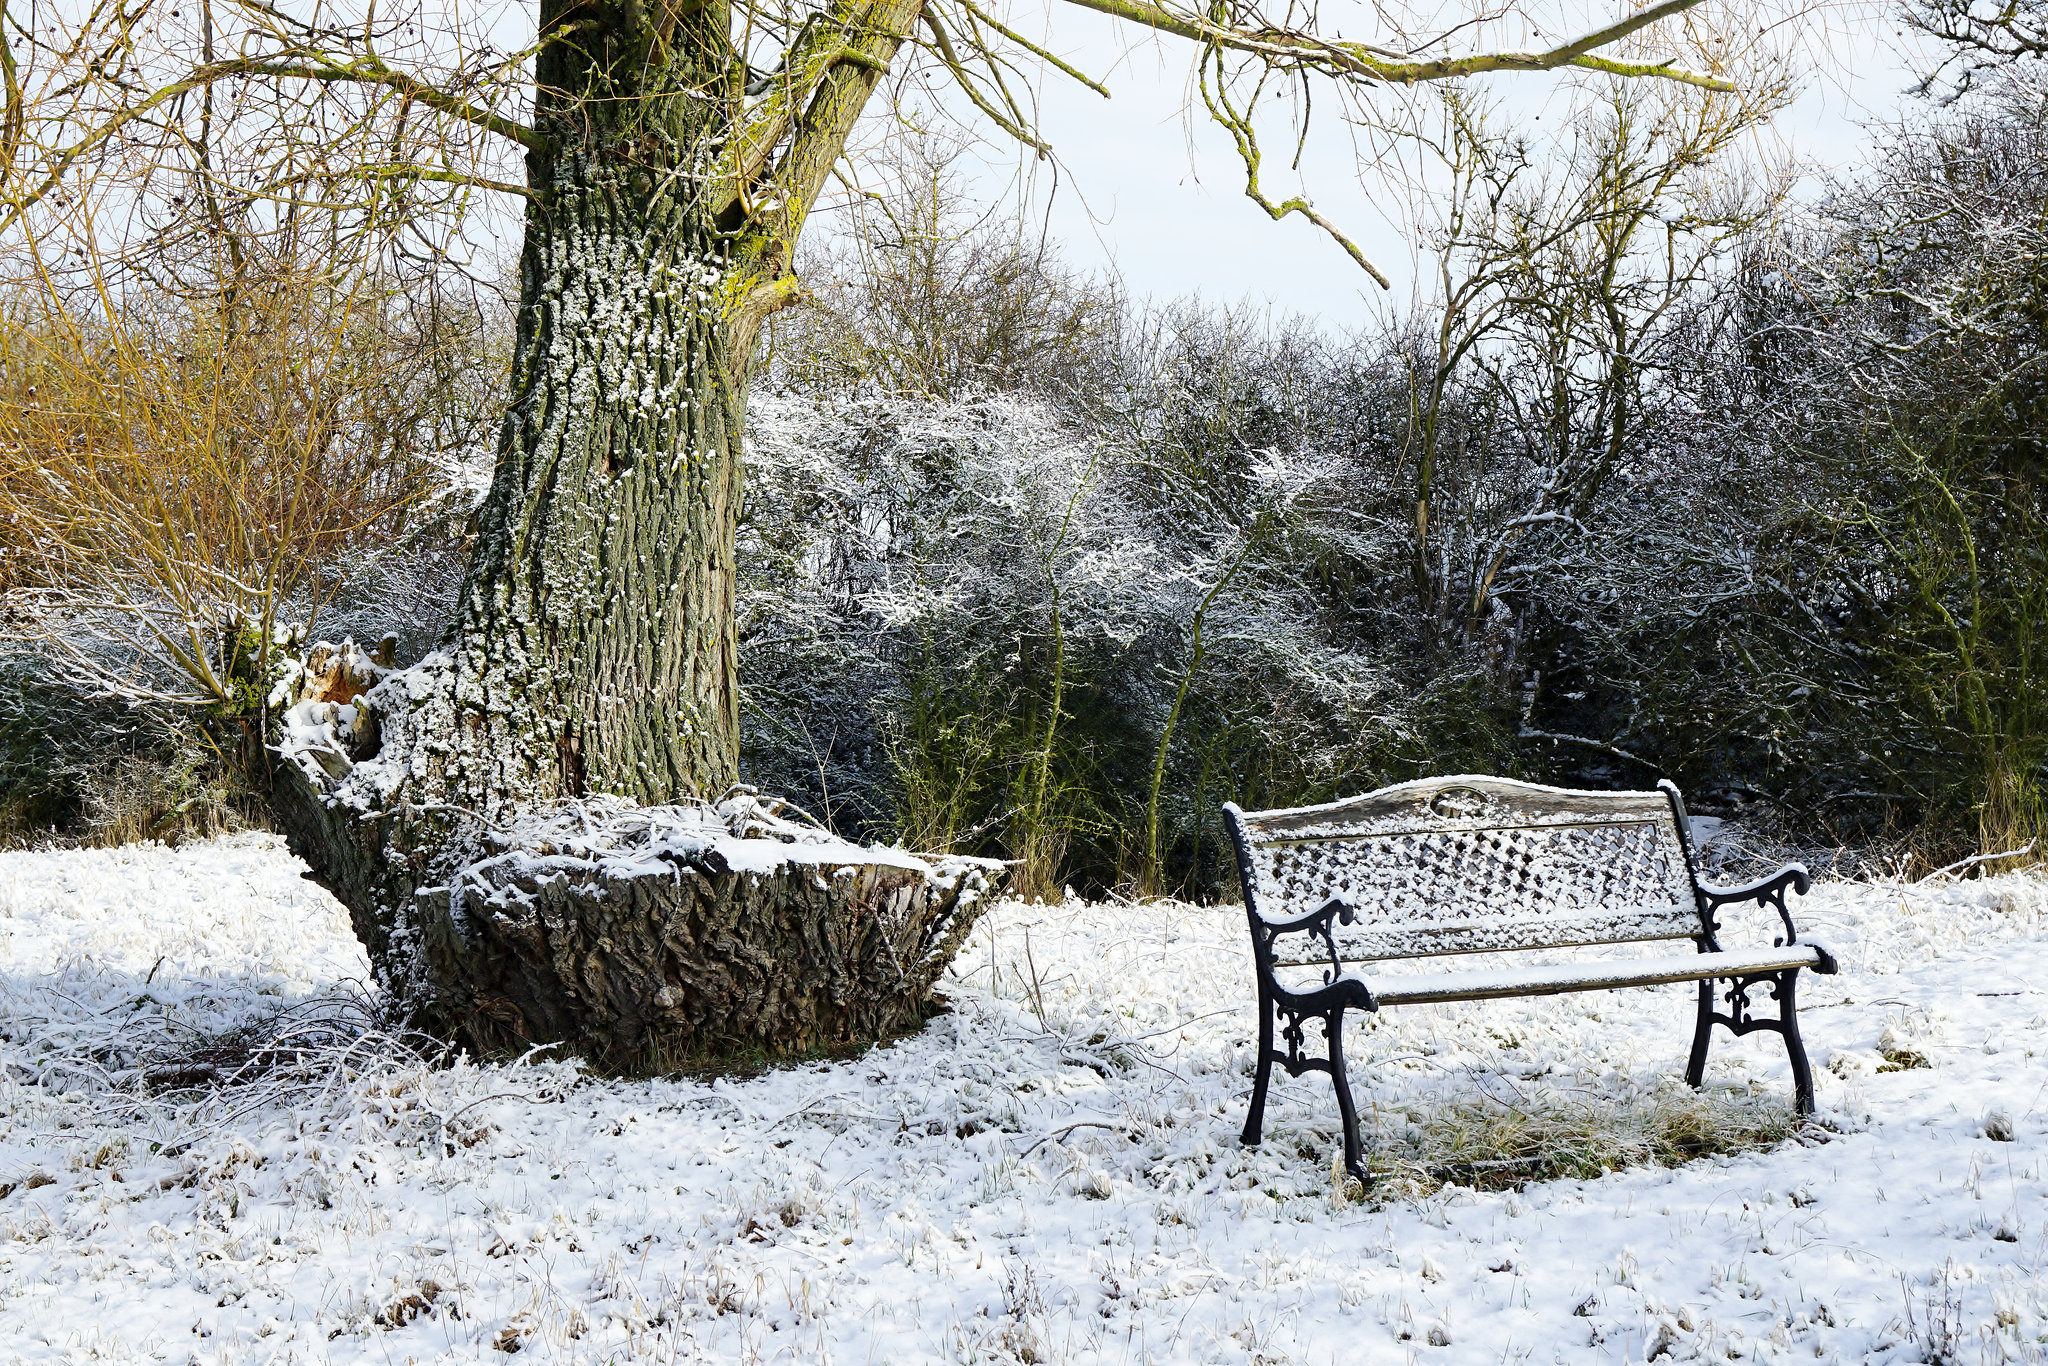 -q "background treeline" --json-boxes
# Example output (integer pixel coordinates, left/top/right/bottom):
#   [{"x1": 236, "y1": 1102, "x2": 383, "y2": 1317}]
[{"x1": 2, "y1": 75, "x2": 2041, "y2": 894}]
